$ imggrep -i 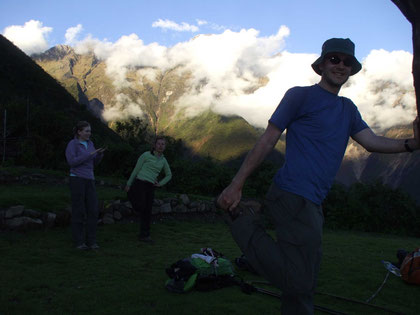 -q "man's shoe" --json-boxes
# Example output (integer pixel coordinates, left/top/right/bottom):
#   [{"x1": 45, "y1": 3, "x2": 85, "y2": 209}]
[
  {"x1": 139, "y1": 236, "x2": 154, "y2": 243},
  {"x1": 89, "y1": 243, "x2": 100, "y2": 250},
  {"x1": 75, "y1": 243, "x2": 89, "y2": 250}
]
